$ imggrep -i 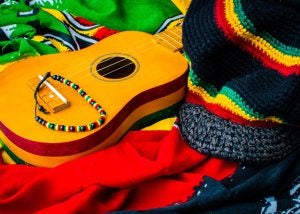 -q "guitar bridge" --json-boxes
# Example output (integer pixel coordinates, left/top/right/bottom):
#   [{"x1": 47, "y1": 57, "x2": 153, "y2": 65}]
[{"x1": 28, "y1": 76, "x2": 70, "y2": 113}]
